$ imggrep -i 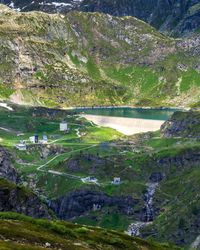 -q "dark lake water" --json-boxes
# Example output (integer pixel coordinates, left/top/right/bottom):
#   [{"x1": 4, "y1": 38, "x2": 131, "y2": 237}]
[{"x1": 76, "y1": 107, "x2": 179, "y2": 121}]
